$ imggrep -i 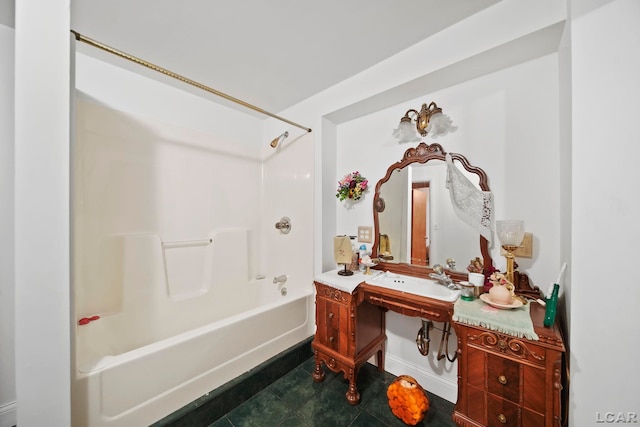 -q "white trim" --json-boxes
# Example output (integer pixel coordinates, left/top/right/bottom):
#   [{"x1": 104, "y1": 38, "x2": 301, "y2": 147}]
[{"x1": 0, "y1": 401, "x2": 16, "y2": 427}]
